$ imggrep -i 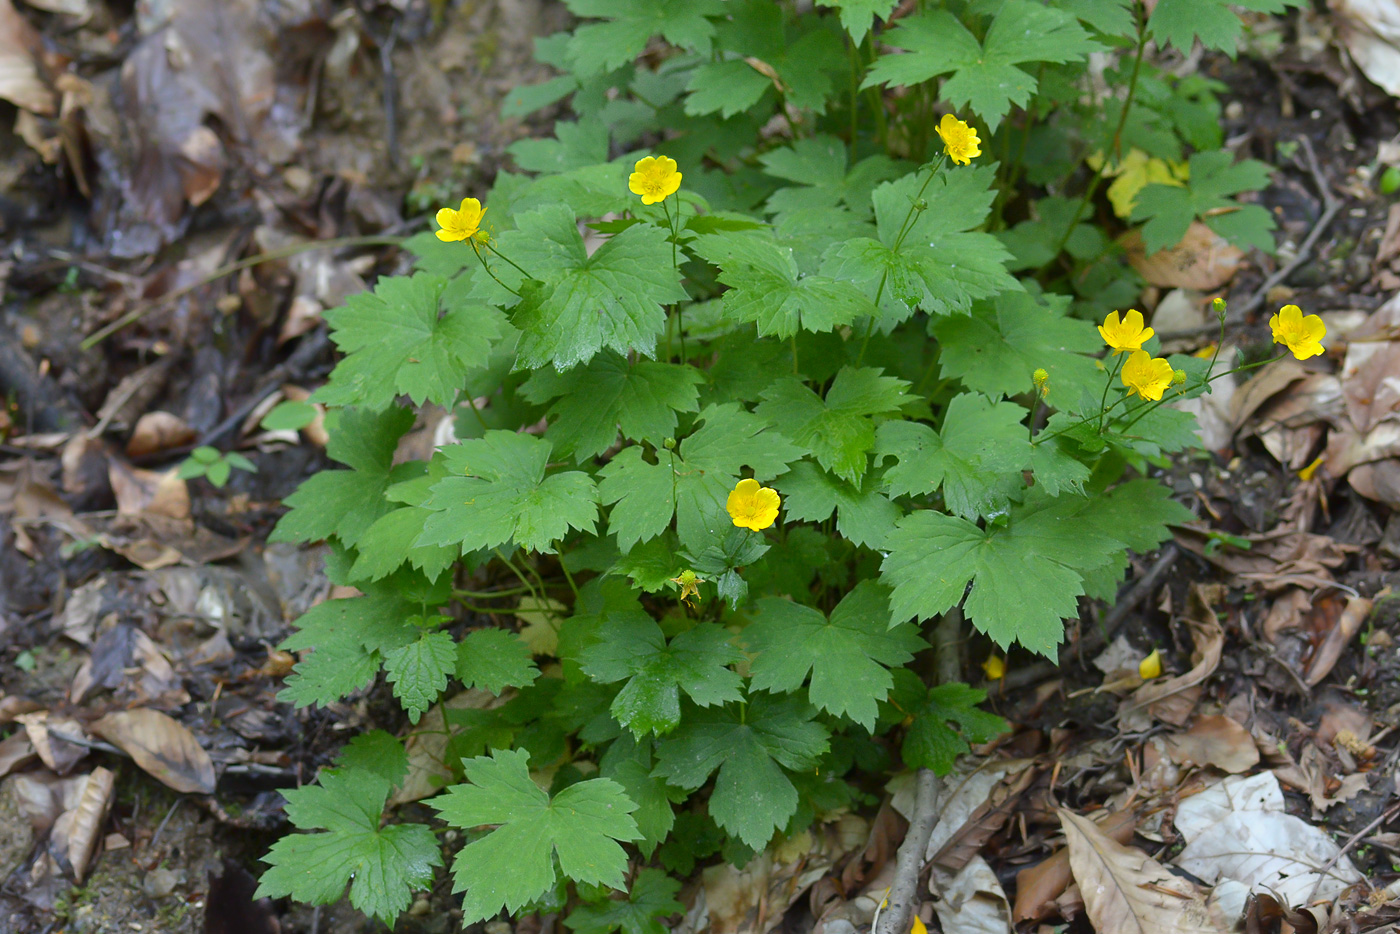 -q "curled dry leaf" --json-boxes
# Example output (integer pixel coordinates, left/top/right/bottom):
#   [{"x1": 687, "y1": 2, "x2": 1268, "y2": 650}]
[
  {"x1": 1332, "y1": 0, "x2": 1400, "y2": 98},
  {"x1": 17, "y1": 712, "x2": 90, "y2": 774},
  {"x1": 0, "y1": 730, "x2": 36, "y2": 778},
  {"x1": 1163, "y1": 715, "x2": 1260, "y2": 773},
  {"x1": 0, "y1": 0, "x2": 55, "y2": 114},
  {"x1": 1012, "y1": 810, "x2": 1137, "y2": 924},
  {"x1": 1305, "y1": 595, "x2": 1373, "y2": 685},
  {"x1": 1124, "y1": 223, "x2": 1244, "y2": 291},
  {"x1": 108, "y1": 460, "x2": 190, "y2": 520},
  {"x1": 1059, "y1": 808, "x2": 1228, "y2": 934},
  {"x1": 931, "y1": 855, "x2": 1013, "y2": 934},
  {"x1": 1120, "y1": 584, "x2": 1223, "y2": 728},
  {"x1": 50, "y1": 766, "x2": 115, "y2": 883},
  {"x1": 126, "y1": 411, "x2": 197, "y2": 458},
  {"x1": 90, "y1": 708, "x2": 216, "y2": 794},
  {"x1": 928, "y1": 762, "x2": 1037, "y2": 873}
]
